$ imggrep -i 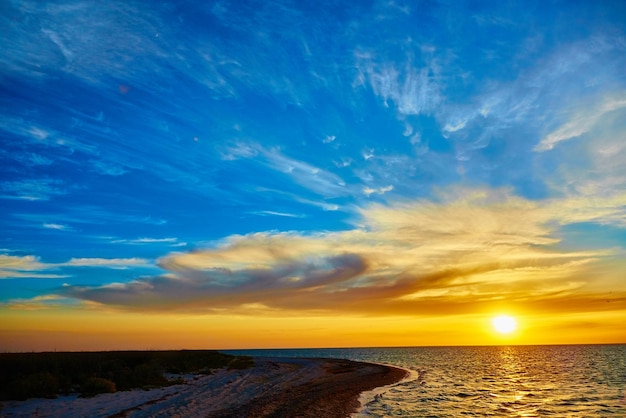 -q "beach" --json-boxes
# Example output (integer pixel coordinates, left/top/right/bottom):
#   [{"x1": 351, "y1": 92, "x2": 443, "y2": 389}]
[{"x1": 0, "y1": 357, "x2": 408, "y2": 418}]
